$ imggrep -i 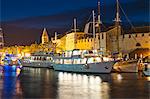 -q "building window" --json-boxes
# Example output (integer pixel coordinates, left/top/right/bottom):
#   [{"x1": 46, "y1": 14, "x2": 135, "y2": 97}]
[
  {"x1": 142, "y1": 34, "x2": 144, "y2": 36},
  {"x1": 123, "y1": 35, "x2": 125, "y2": 38},
  {"x1": 129, "y1": 35, "x2": 131, "y2": 38},
  {"x1": 102, "y1": 33, "x2": 104, "y2": 39}
]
